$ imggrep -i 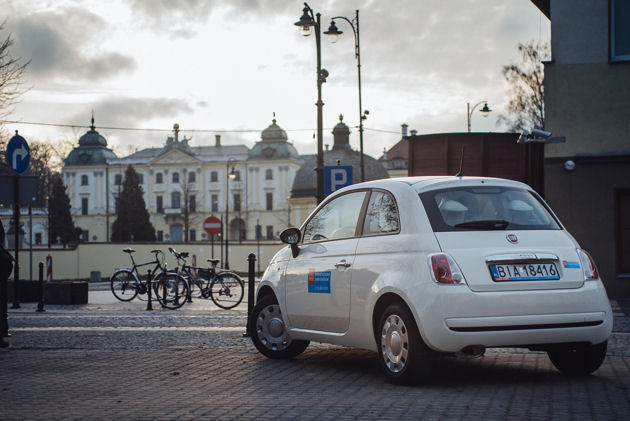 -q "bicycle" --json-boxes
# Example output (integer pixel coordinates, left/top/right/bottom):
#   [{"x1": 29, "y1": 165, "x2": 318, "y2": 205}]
[
  {"x1": 110, "y1": 248, "x2": 190, "y2": 310},
  {"x1": 168, "y1": 247, "x2": 244, "y2": 309}
]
